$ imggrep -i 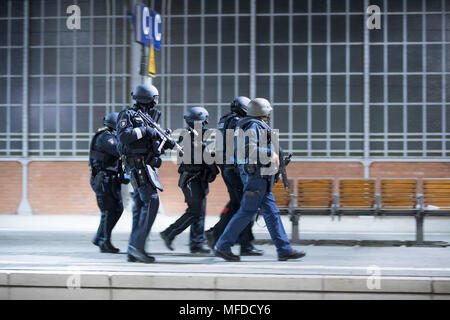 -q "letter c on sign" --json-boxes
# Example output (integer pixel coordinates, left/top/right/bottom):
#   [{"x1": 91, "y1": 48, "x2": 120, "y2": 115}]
[
  {"x1": 142, "y1": 7, "x2": 150, "y2": 35},
  {"x1": 154, "y1": 13, "x2": 162, "y2": 41}
]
